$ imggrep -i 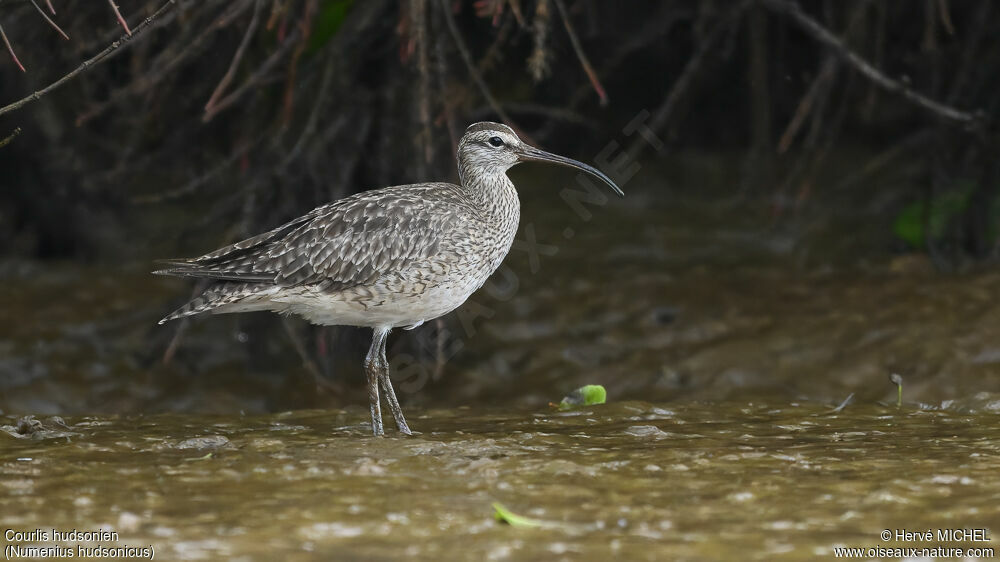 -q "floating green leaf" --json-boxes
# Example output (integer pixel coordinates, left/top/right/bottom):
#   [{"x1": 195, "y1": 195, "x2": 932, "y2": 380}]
[
  {"x1": 558, "y1": 384, "x2": 607, "y2": 410},
  {"x1": 492, "y1": 503, "x2": 594, "y2": 533},
  {"x1": 492, "y1": 503, "x2": 547, "y2": 528},
  {"x1": 183, "y1": 452, "x2": 214, "y2": 462}
]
